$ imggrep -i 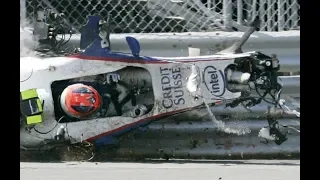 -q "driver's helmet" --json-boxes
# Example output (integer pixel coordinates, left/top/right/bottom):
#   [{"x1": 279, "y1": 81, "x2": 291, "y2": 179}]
[{"x1": 60, "y1": 83, "x2": 102, "y2": 119}]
